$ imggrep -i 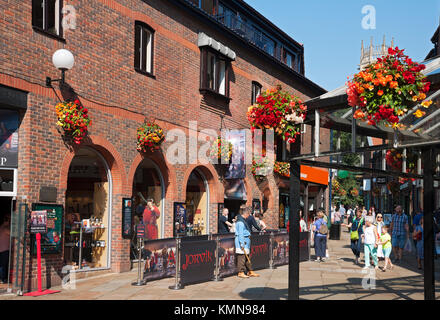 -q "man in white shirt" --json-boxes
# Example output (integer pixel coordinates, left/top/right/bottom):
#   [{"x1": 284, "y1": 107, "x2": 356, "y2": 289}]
[{"x1": 339, "y1": 204, "x2": 346, "y2": 224}]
